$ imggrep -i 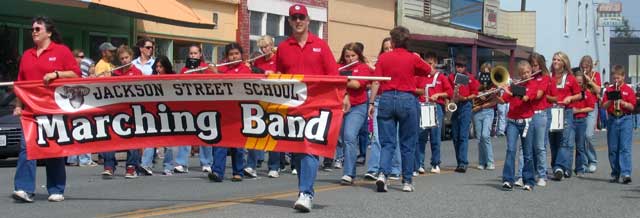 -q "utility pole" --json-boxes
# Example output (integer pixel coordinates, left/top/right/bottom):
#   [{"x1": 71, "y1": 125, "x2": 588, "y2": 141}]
[{"x1": 521, "y1": 0, "x2": 526, "y2": 11}]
